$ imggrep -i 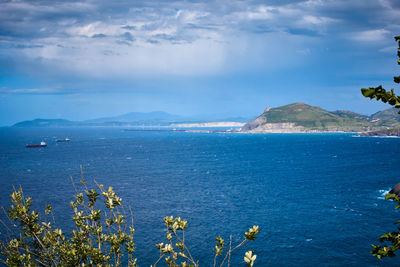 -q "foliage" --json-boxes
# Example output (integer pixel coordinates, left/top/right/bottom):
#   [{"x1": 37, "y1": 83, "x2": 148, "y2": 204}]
[
  {"x1": 152, "y1": 217, "x2": 259, "y2": 267},
  {"x1": 0, "y1": 179, "x2": 137, "y2": 266},
  {"x1": 371, "y1": 193, "x2": 400, "y2": 259},
  {"x1": 0, "y1": 178, "x2": 260, "y2": 266},
  {"x1": 363, "y1": 36, "x2": 400, "y2": 259},
  {"x1": 361, "y1": 36, "x2": 400, "y2": 113}
]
